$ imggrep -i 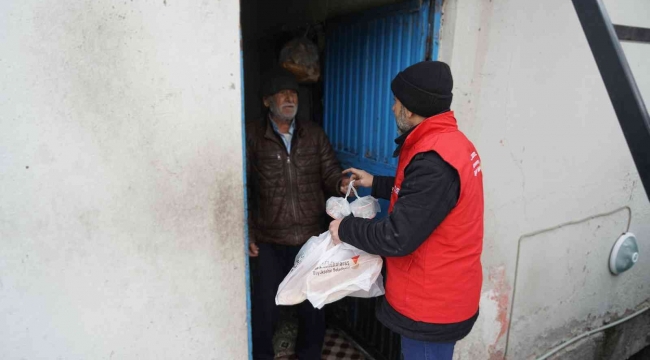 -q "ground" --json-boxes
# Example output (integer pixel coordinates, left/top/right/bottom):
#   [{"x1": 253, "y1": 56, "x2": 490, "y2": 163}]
[{"x1": 273, "y1": 308, "x2": 369, "y2": 360}]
